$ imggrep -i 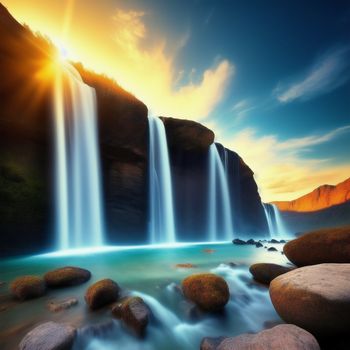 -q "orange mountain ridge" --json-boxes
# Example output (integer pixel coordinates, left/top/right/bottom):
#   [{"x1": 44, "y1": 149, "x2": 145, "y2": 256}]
[{"x1": 273, "y1": 177, "x2": 350, "y2": 212}]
